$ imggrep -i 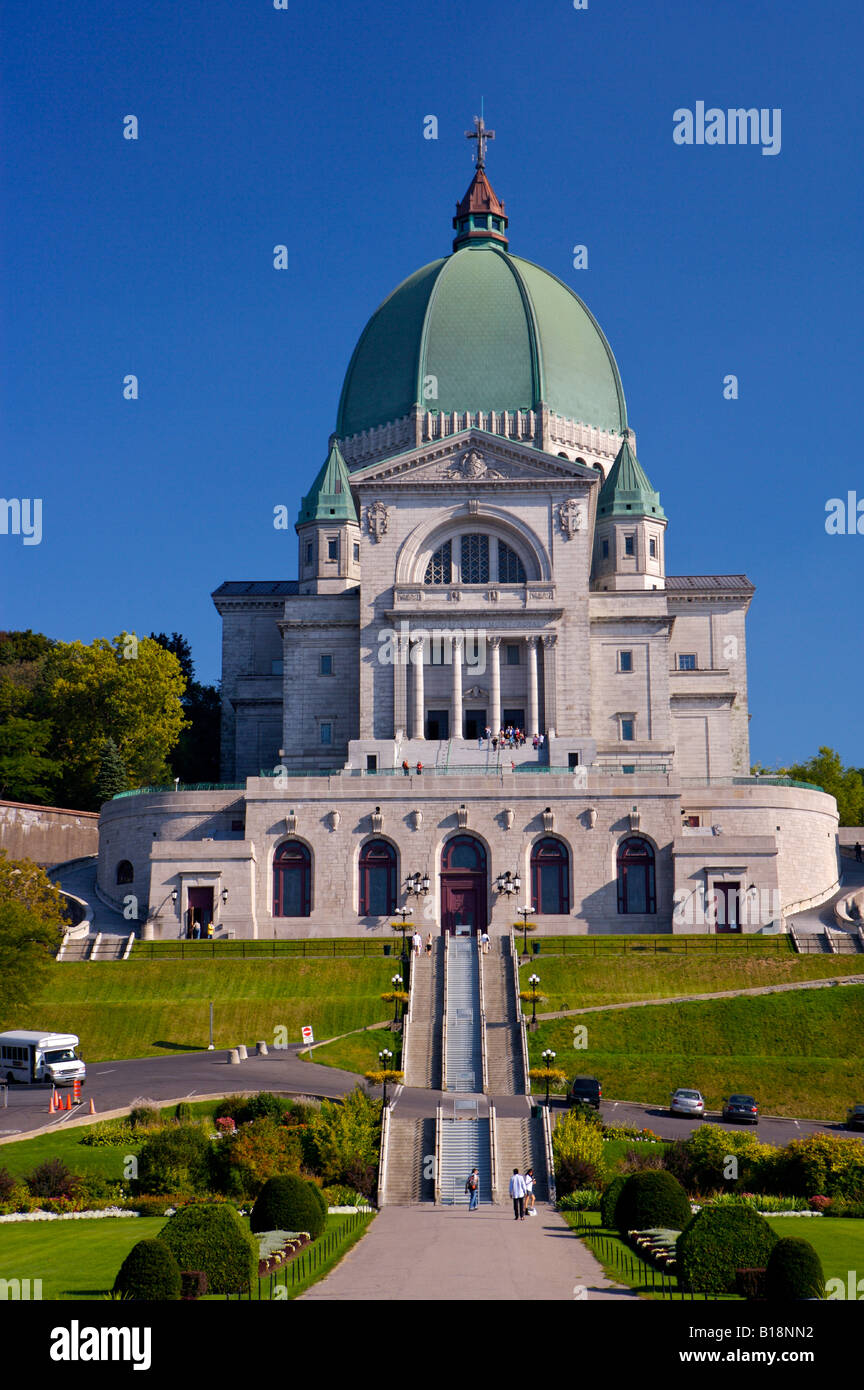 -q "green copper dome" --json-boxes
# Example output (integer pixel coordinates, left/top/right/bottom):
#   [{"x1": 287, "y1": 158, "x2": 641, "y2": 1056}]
[{"x1": 336, "y1": 243, "x2": 628, "y2": 445}]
